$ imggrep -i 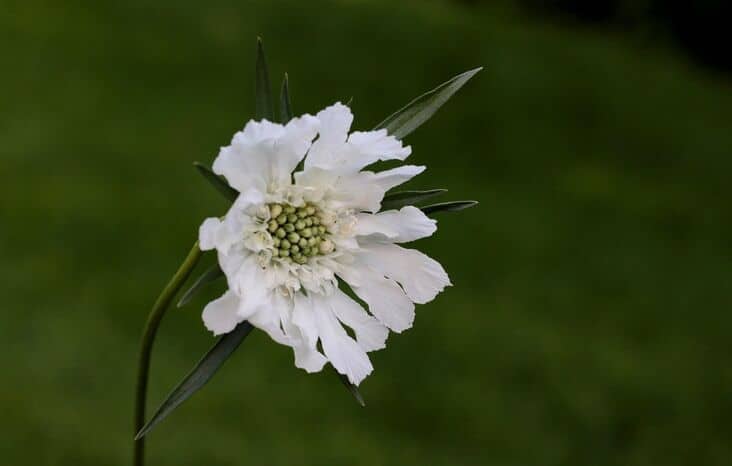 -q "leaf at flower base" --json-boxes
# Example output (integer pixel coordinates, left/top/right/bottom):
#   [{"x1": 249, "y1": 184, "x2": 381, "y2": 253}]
[
  {"x1": 255, "y1": 37, "x2": 274, "y2": 121},
  {"x1": 135, "y1": 321, "x2": 254, "y2": 440},
  {"x1": 333, "y1": 367, "x2": 366, "y2": 407},
  {"x1": 177, "y1": 264, "x2": 224, "y2": 308},
  {"x1": 279, "y1": 73, "x2": 293, "y2": 124},
  {"x1": 381, "y1": 189, "x2": 448, "y2": 211},
  {"x1": 421, "y1": 200, "x2": 479, "y2": 215},
  {"x1": 193, "y1": 162, "x2": 239, "y2": 202},
  {"x1": 374, "y1": 67, "x2": 482, "y2": 140}
]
